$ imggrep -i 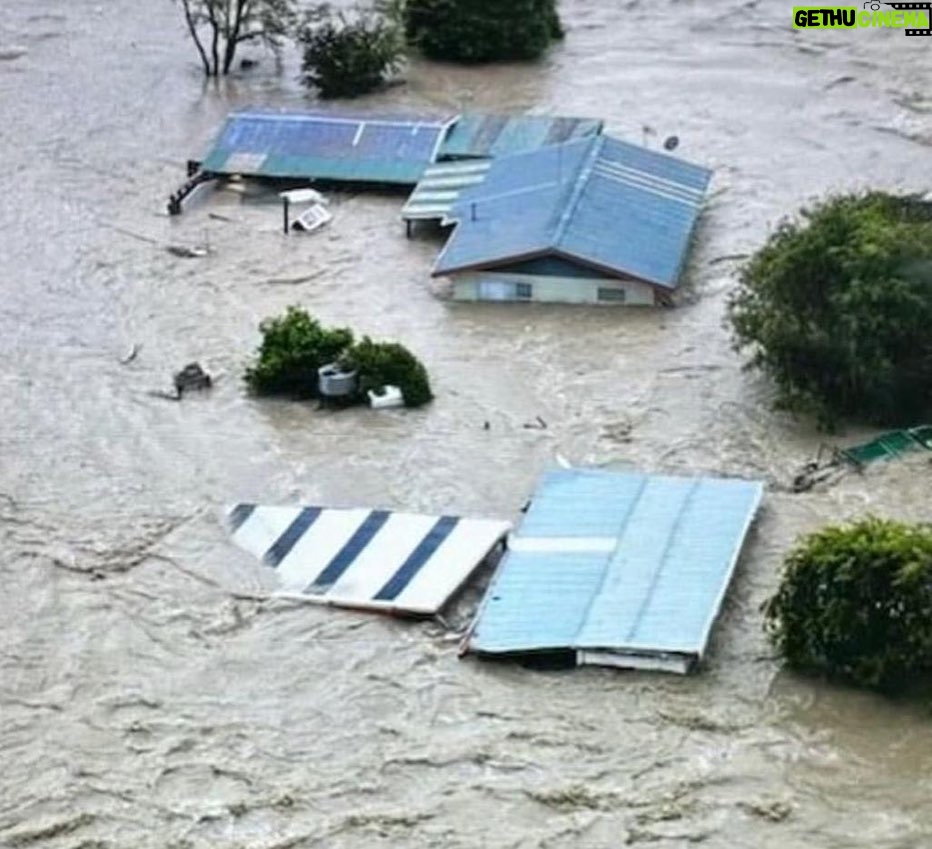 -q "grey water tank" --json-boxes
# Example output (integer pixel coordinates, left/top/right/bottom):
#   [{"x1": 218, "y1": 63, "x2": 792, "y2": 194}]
[{"x1": 318, "y1": 363, "x2": 358, "y2": 398}]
